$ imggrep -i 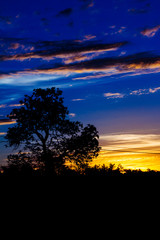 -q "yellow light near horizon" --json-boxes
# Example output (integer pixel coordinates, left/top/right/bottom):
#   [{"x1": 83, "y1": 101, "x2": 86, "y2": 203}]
[
  {"x1": 91, "y1": 150, "x2": 160, "y2": 171},
  {"x1": 95, "y1": 133, "x2": 160, "y2": 171}
]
